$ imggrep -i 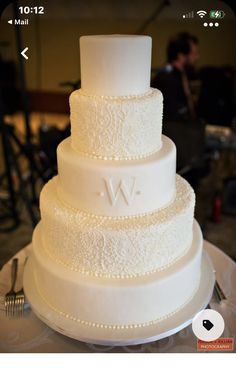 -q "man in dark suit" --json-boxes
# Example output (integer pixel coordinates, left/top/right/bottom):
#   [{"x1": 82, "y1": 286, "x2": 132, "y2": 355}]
[{"x1": 152, "y1": 33, "x2": 199, "y2": 122}]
